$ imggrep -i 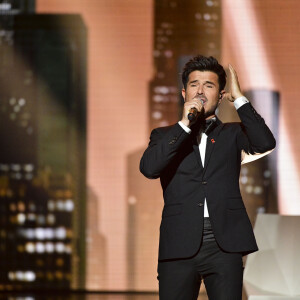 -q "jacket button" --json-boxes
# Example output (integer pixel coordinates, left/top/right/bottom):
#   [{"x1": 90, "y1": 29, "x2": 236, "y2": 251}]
[
  {"x1": 198, "y1": 203, "x2": 204, "y2": 207},
  {"x1": 202, "y1": 181, "x2": 207, "y2": 185}
]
